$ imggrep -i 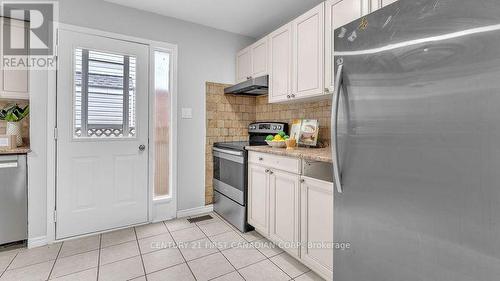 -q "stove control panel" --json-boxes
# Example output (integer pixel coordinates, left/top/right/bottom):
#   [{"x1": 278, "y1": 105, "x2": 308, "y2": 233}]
[{"x1": 248, "y1": 122, "x2": 288, "y2": 135}]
